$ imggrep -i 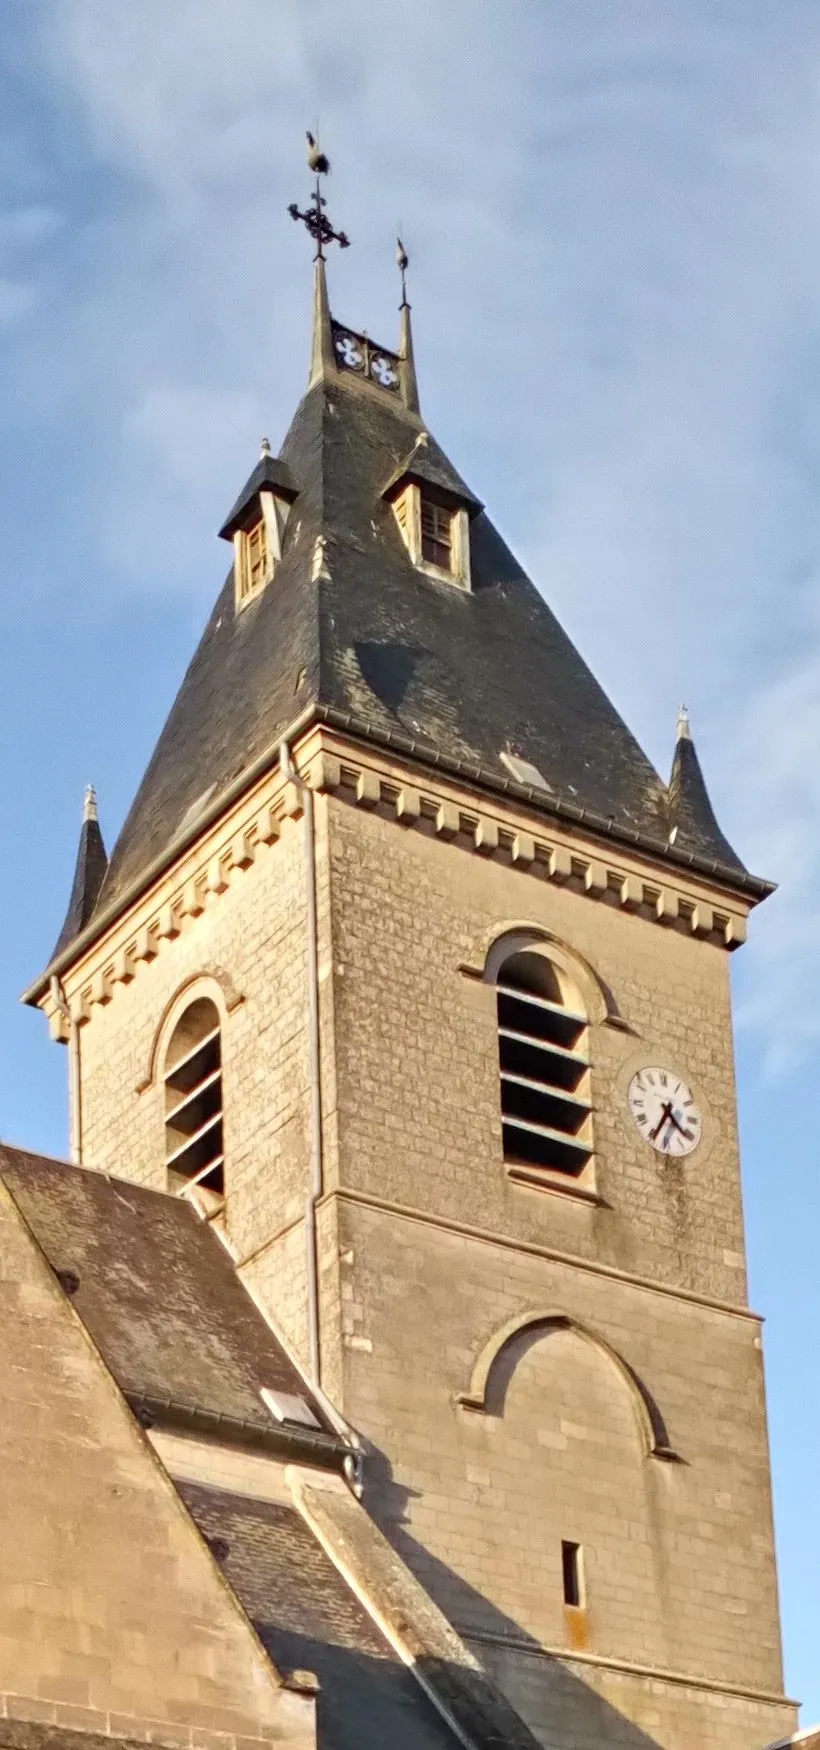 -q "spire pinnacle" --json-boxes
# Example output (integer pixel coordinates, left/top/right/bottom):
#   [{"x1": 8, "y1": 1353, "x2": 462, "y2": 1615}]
[
  {"x1": 260, "y1": 437, "x2": 272, "y2": 459},
  {"x1": 667, "y1": 711, "x2": 745, "y2": 872},
  {"x1": 309, "y1": 254, "x2": 335, "y2": 386},
  {"x1": 396, "y1": 237, "x2": 420, "y2": 415},
  {"x1": 49, "y1": 786, "x2": 108, "y2": 962}
]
